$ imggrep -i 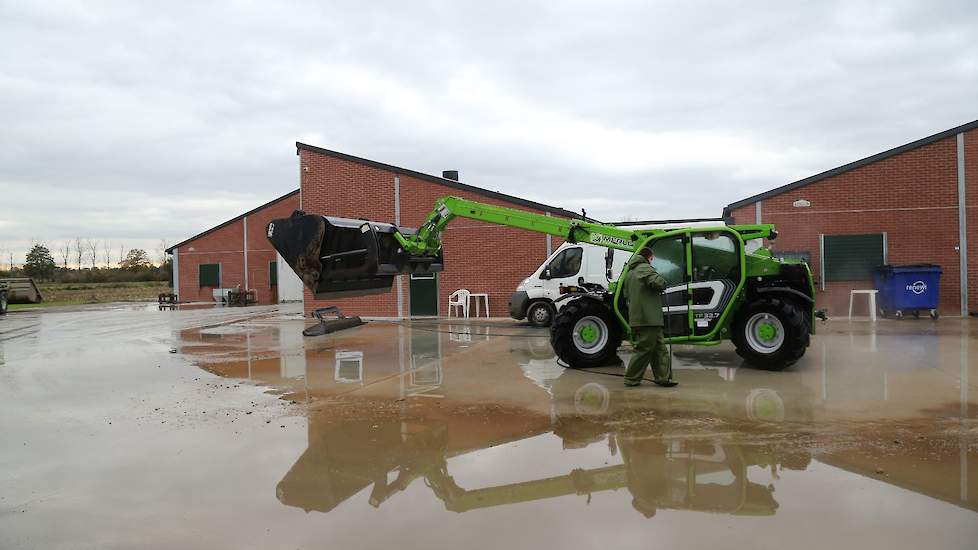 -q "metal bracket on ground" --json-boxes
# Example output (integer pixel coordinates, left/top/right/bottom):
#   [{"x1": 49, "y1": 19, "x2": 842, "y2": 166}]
[{"x1": 303, "y1": 306, "x2": 366, "y2": 336}]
